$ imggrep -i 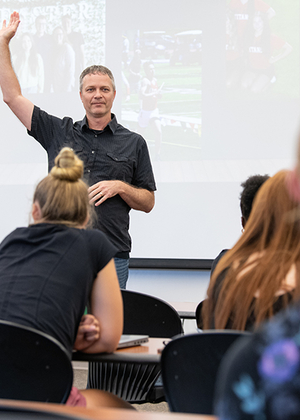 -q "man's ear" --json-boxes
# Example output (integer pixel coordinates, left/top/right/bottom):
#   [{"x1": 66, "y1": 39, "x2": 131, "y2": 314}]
[{"x1": 32, "y1": 201, "x2": 42, "y2": 222}]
